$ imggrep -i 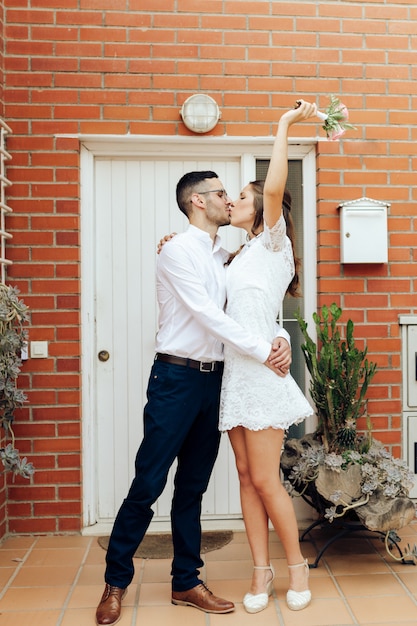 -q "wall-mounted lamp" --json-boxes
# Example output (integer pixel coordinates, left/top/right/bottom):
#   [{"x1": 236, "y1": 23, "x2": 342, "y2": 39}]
[{"x1": 180, "y1": 94, "x2": 221, "y2": 134}]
